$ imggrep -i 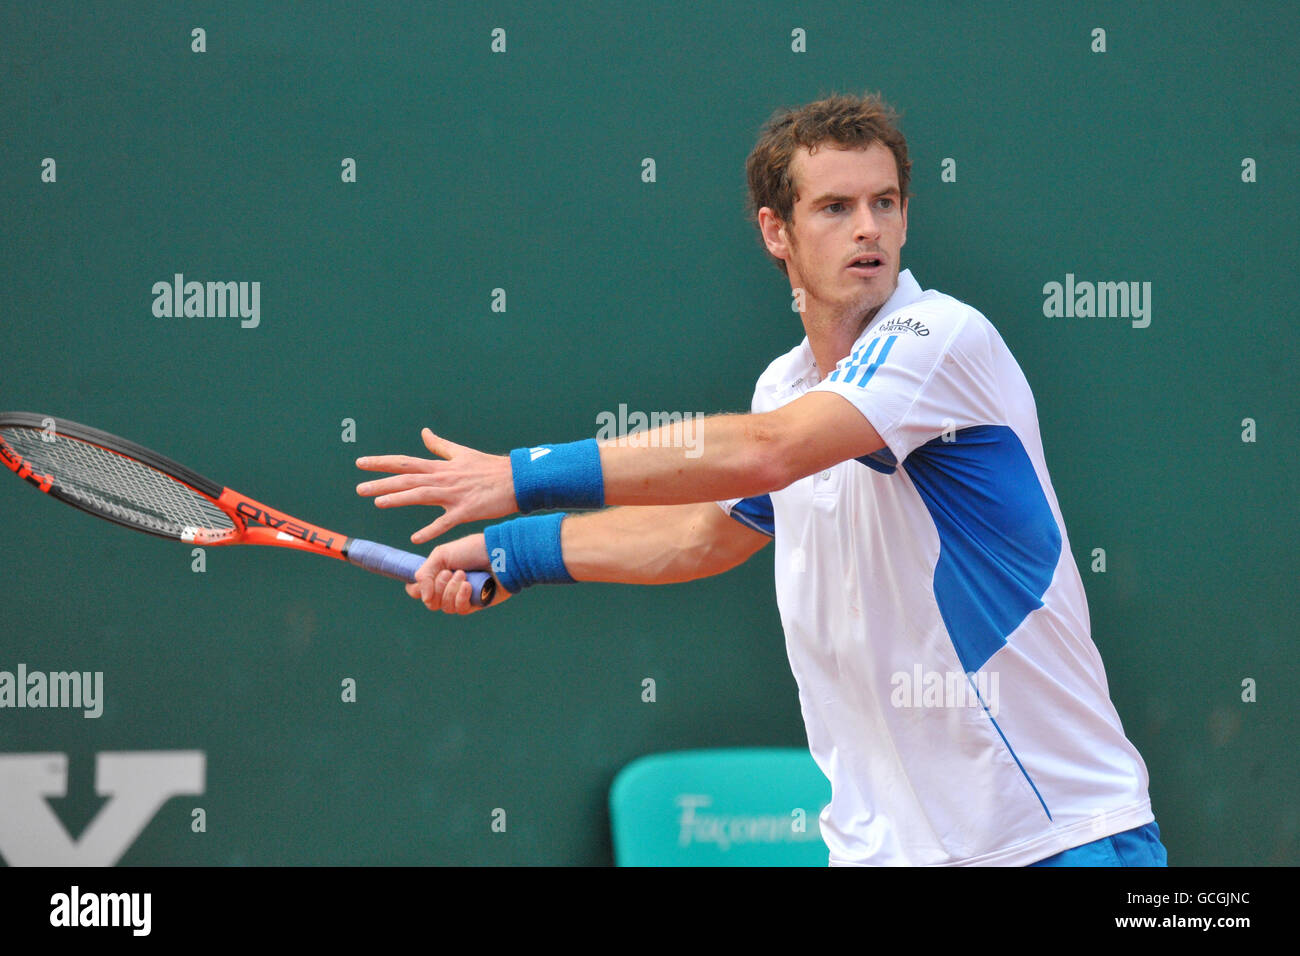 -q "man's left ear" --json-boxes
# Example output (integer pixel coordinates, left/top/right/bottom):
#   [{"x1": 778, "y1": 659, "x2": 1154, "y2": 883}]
[{"x1": 900, "y1": 197, "x2": 908, "y2": 247}]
